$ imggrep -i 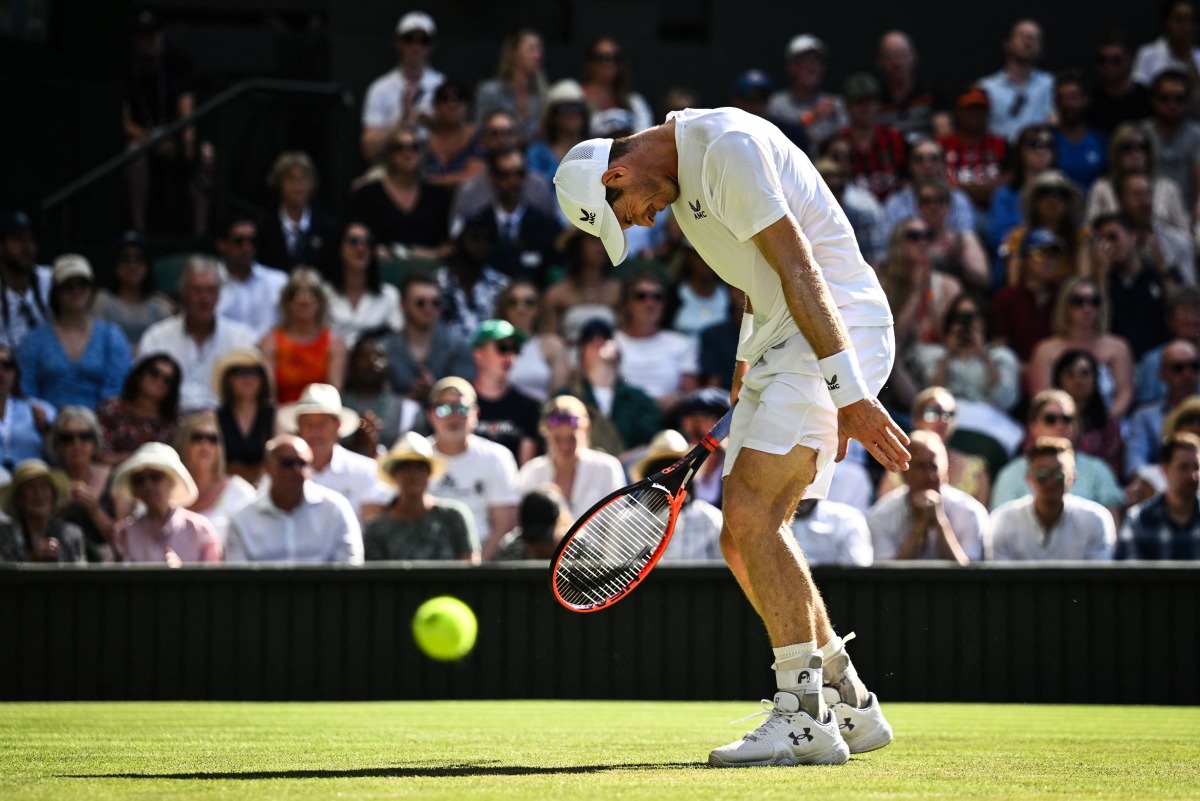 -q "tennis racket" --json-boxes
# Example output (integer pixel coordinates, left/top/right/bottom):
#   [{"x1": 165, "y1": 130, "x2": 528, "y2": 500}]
[{"x1": 550, "y1": 408, "x2": 733, "y2": 612}]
